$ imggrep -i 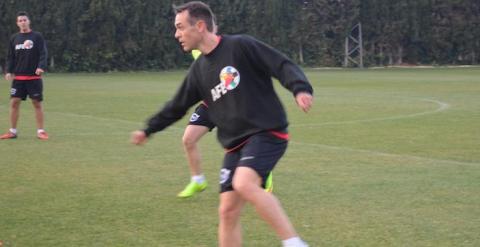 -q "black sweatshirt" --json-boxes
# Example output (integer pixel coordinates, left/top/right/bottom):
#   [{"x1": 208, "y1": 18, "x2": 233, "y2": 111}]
[
  {"x1": 6, "y1": 31, "x2": 48, "y2": 76},
  {"x1": 145, "y1": 34, "x2": 313, "y2": 149}
]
